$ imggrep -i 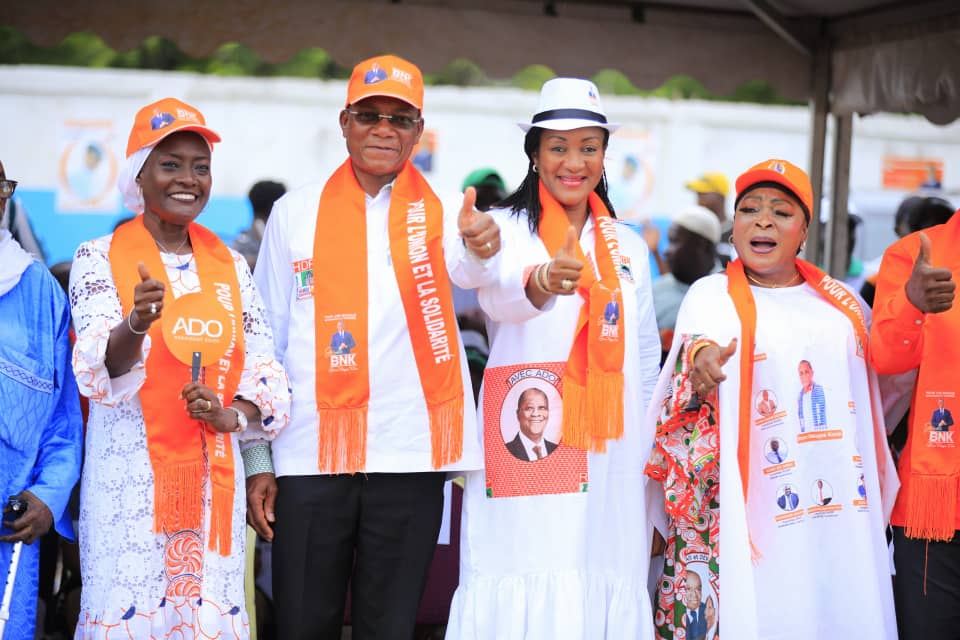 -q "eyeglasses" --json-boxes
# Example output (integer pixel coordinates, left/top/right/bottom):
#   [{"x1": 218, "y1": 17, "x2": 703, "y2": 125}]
[
  {"x1": 0, "y1": 180, "x2": 16, "y2": 197},
  {"x1": 345, "y1": 110, "x2": 421, "y2": 130}
]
